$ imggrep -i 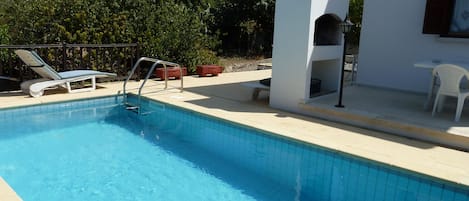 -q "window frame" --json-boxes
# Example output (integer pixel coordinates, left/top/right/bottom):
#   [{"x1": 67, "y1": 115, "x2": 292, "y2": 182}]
[
  {"x1": 446, "y1": 0, "x2": 469, "y2": 37},
  {"x1": 421, "y1": 0, "x2": 469, "y2": 38}
]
